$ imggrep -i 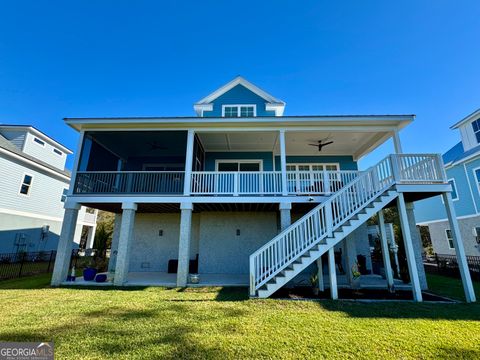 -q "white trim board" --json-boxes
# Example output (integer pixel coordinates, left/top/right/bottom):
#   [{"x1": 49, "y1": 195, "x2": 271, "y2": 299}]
[{"x1": 416, "y1": 213, "x2": 480, "y2": 226}]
